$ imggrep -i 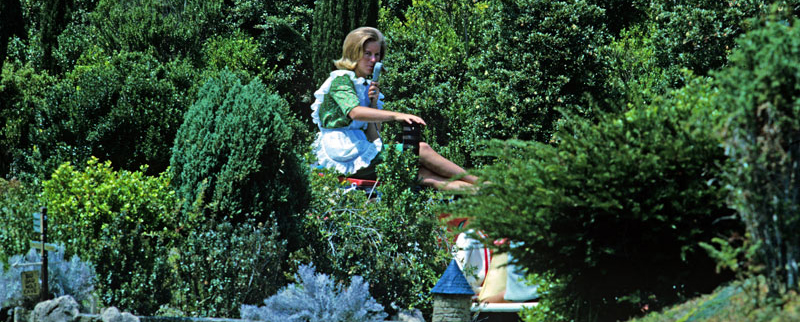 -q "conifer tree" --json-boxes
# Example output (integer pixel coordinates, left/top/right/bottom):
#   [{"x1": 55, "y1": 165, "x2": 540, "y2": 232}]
[{"x1": 310, "y1": 0, "x2": 379, "y2": 84}]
